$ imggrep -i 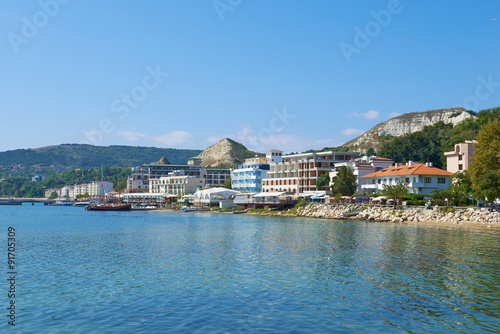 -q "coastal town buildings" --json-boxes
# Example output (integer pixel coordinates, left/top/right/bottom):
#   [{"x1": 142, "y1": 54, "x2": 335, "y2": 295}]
[
  {"x1": 329, "y1": 156, "x2": 394, "y2": 194},
  {"x1": 231, "y1": 150, "x2": 283, "y2": 193},
  {"x1": 262, "y1": 150, "x2": 359, "y2": 194},
  {"x1": 126, "y1": 162, "x2": 230, "y2": 192},
  {"x1": 45, "y1": 181, "x2": 113, "y2": 199},
  {"x1": 361, "y1": 161, "x2": 453, "y2": 195},
  {"x1": 444, "y1": 140, "x2": 476, "y2": 173}
]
